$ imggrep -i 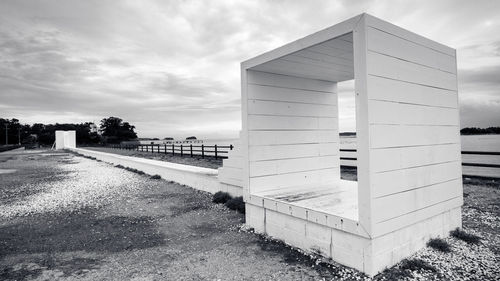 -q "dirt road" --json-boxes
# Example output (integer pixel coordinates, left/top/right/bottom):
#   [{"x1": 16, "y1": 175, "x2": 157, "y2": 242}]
[
  {"x1": 0, "y1": 150, "x2": 367, "y2": 280},
  {"x1": 0, "y1": 149, "x2": 498, "y2": 280}
]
